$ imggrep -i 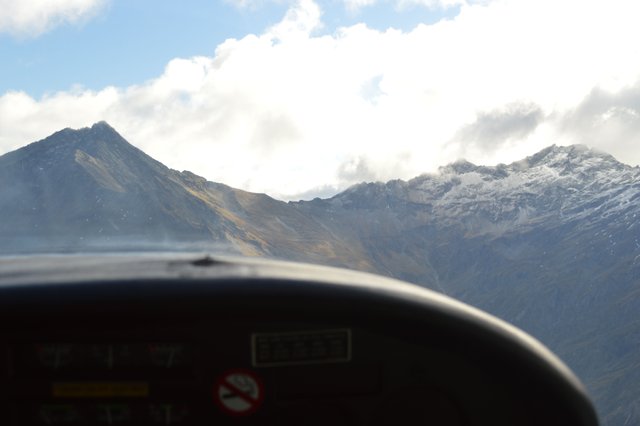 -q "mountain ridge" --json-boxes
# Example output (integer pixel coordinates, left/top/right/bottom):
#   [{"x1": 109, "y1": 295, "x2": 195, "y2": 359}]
[{"x1": 0, "y1": 123, "x2": 639, "y2": 425}]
